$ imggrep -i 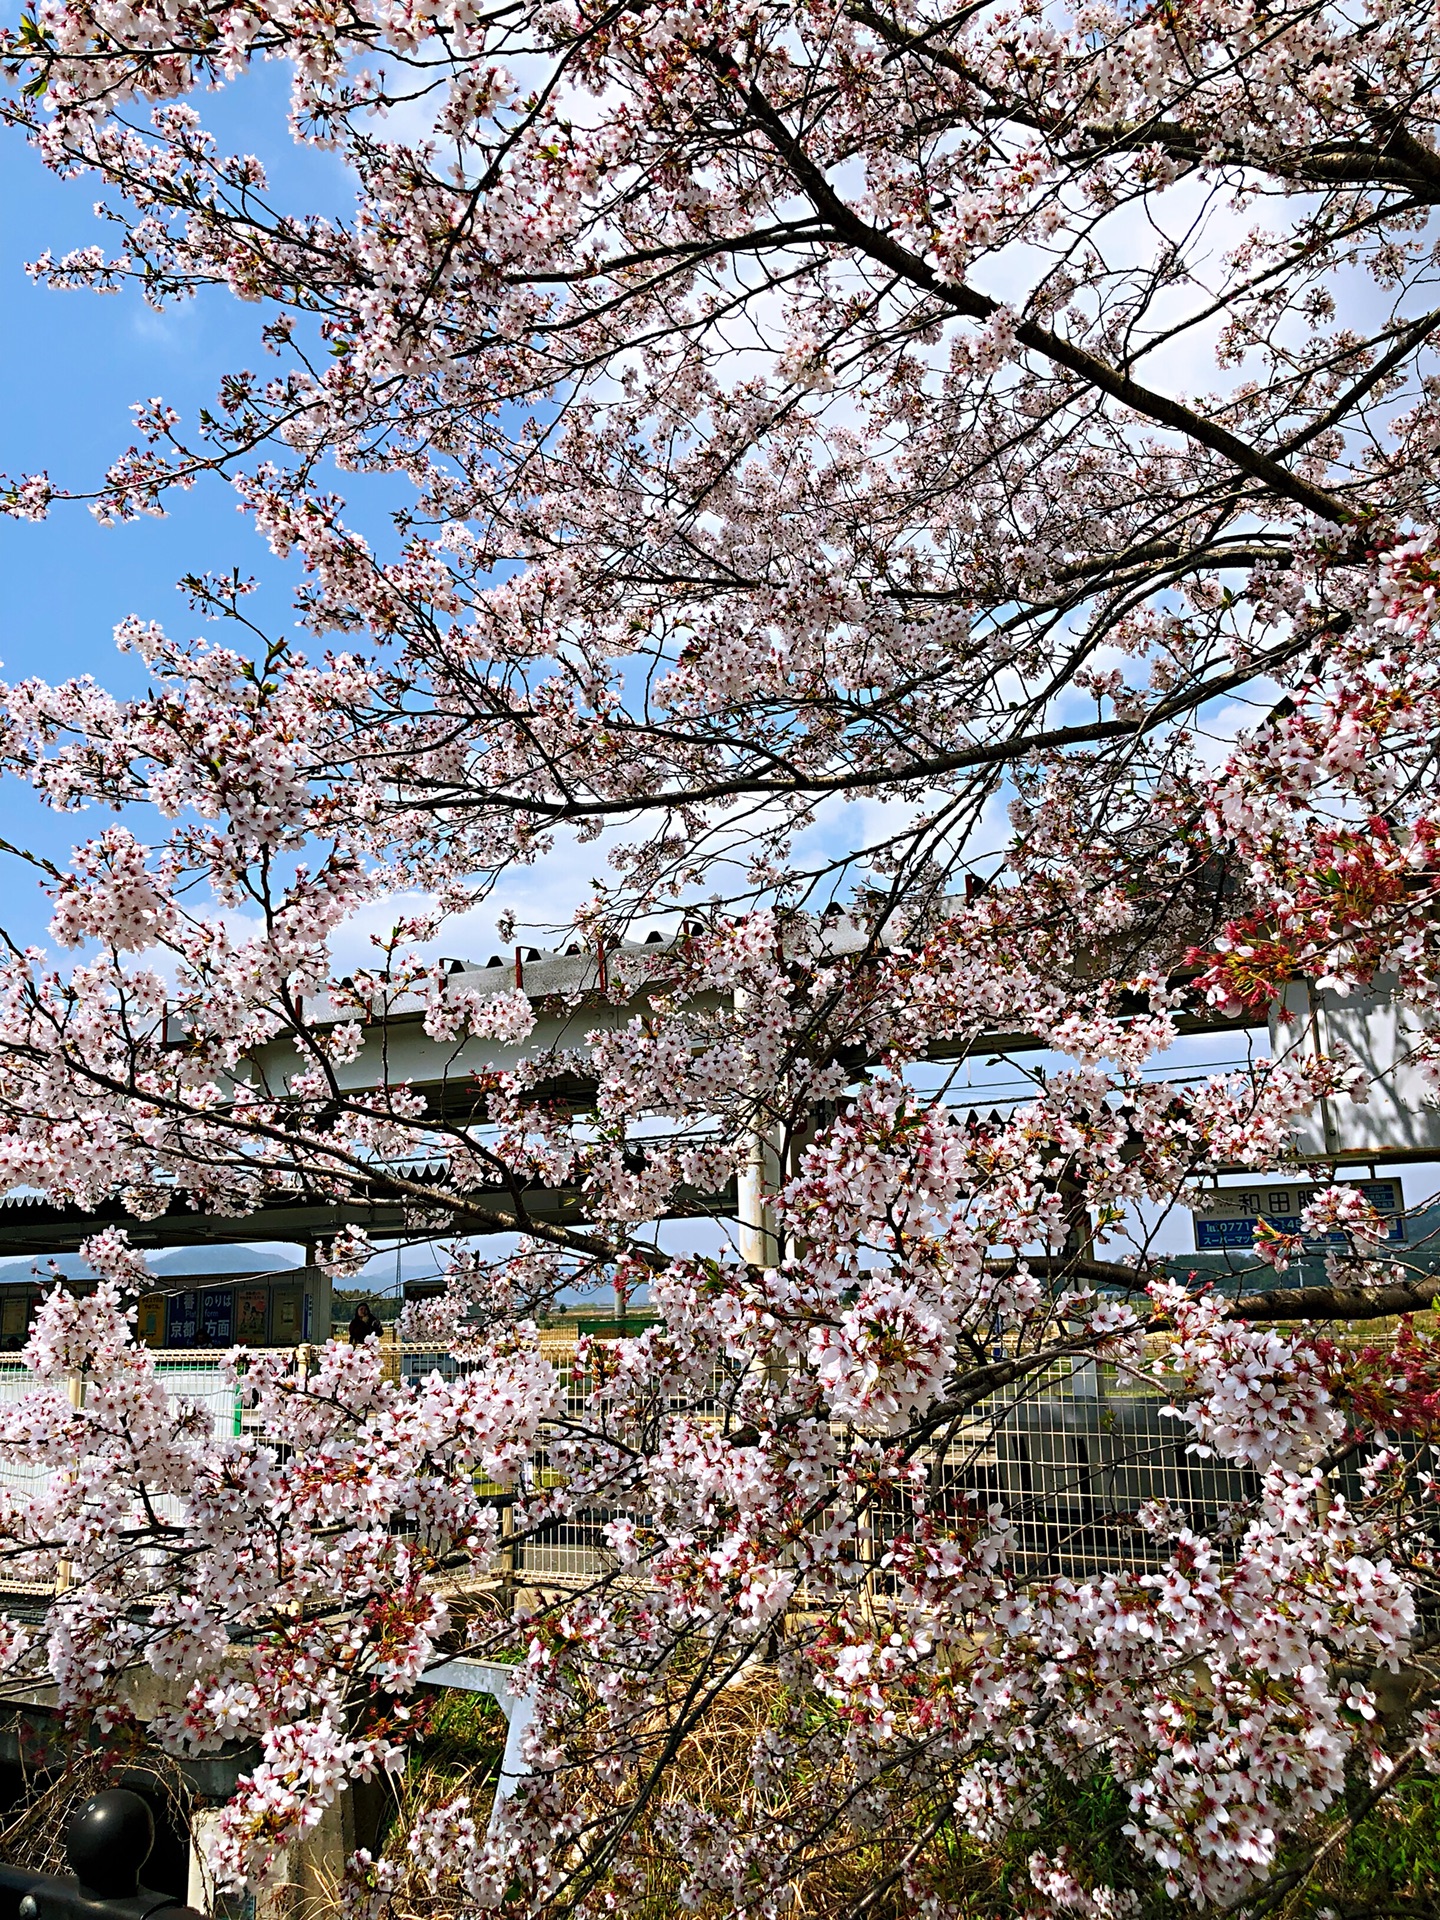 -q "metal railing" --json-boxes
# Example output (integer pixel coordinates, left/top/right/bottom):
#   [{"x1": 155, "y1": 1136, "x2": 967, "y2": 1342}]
[{"x1": 499, "y1": 1358, "x2": 1264, "y2": 1587}]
